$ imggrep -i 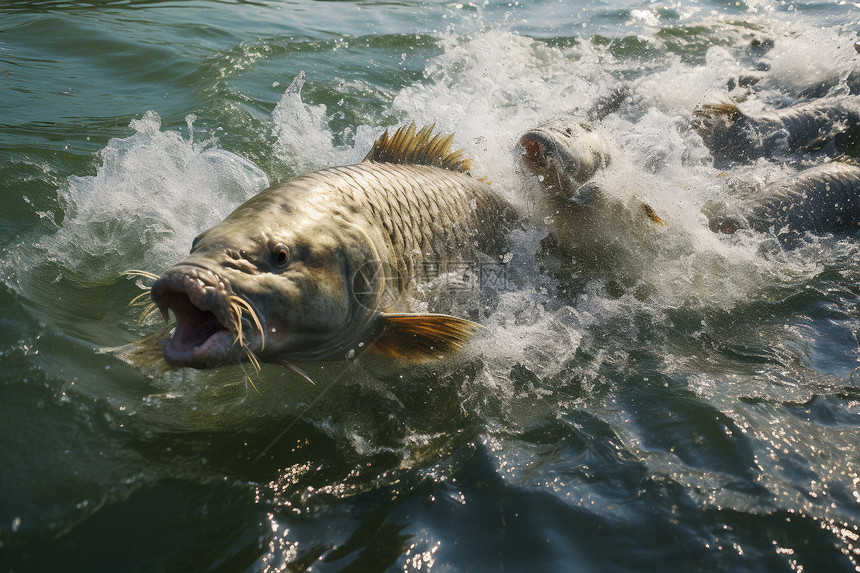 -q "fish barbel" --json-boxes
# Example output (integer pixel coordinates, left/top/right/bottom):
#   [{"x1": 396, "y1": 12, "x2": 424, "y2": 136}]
[{"x1": 131, "y1": 124, "x2": 517, "y2": 371}]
